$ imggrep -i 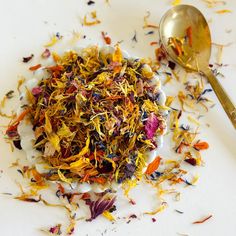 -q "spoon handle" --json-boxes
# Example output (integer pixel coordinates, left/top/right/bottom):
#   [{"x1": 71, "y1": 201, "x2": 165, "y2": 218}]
[{"x1": 203, "y1": 68, "x2": 236, "y2": 129}]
